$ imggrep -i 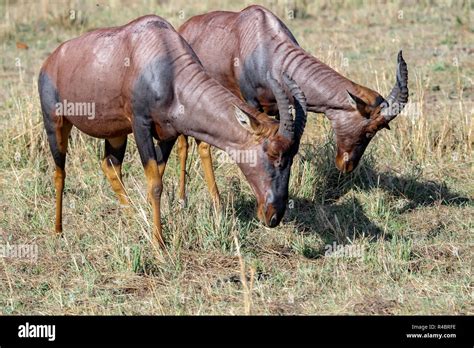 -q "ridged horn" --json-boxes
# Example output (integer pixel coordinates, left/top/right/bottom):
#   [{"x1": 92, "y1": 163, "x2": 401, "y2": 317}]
[
  {"x1": 282, "y1": 73, "x2": 307, "y2": 142},
  {"x1": 382, "y1": 50, "x2": 409, "y2": 121},
  {"x1": 267, "y1": 71, "x2": 293, "y2": 140}
]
